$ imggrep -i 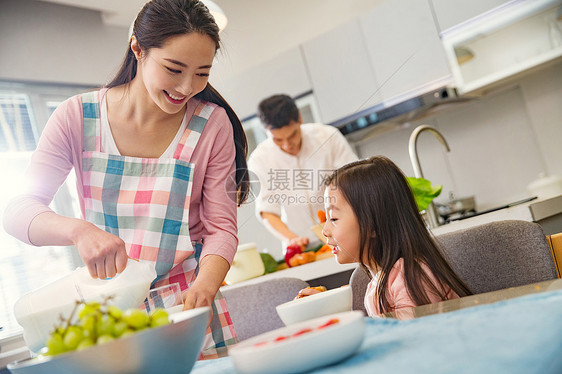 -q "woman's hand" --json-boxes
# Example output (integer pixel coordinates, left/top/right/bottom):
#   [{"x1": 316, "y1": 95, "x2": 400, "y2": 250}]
[
  {"x1": 288, "y1": 236, "x2": 309, "y2": 248},
  {"x1": 181, "y1": 254, "x2": 230, "y2": 325},
  {"x1": 73, "y1": 221, "x2": 128, "y2": 279},
  {"x1": 182, "y1": 283, "x2": 216, "y2": 310}
]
